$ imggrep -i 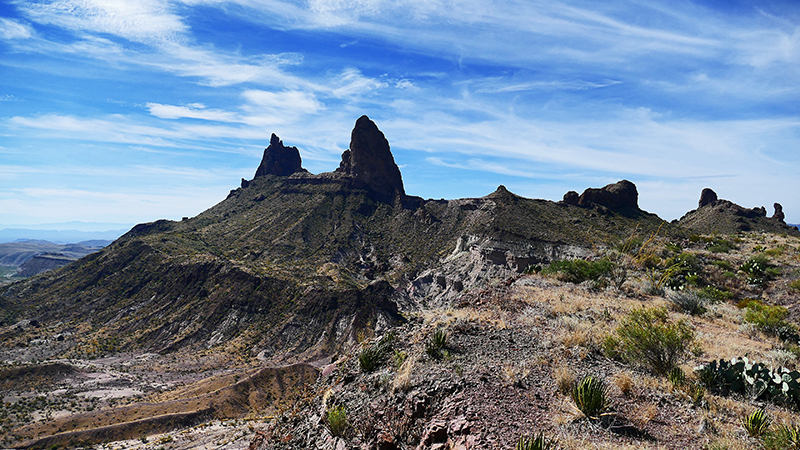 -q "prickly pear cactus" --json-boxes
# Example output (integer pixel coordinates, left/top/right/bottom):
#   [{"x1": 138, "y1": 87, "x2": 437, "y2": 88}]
[{"x1": 697, "y1": 357, "x2": 800, "y2": 407}]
